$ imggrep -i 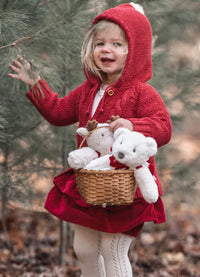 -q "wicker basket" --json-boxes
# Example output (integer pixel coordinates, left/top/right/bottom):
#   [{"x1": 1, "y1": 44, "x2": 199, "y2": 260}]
[
  {"x1": 75, "y1": 168, "x2": 136, "y2": 206},
  {"x1": 75, "y1": 124, "x2": 137, "y2": 206}
]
